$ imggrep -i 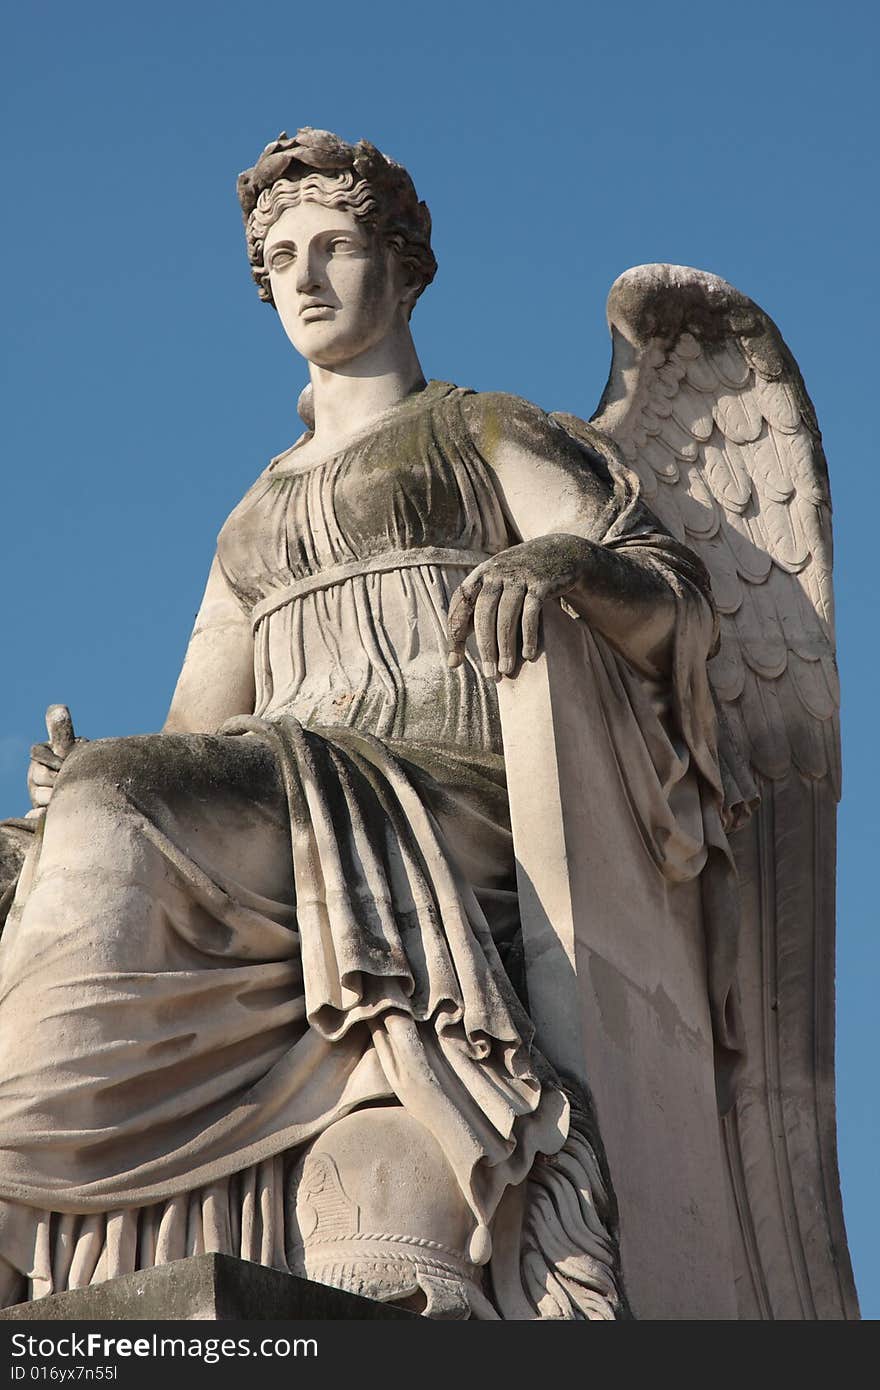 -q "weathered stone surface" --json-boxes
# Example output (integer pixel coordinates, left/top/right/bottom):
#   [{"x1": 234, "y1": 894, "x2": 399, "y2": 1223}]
[
  {"x1": 0, "y1": 128, "x2": 856, "y2": 1321},
  {"x1": 0, "y1": 1255, "x2": 415, "y2": 1321},
  {"x1": 499, "y1": 603, "x2": 736, "y2": 1320}
]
